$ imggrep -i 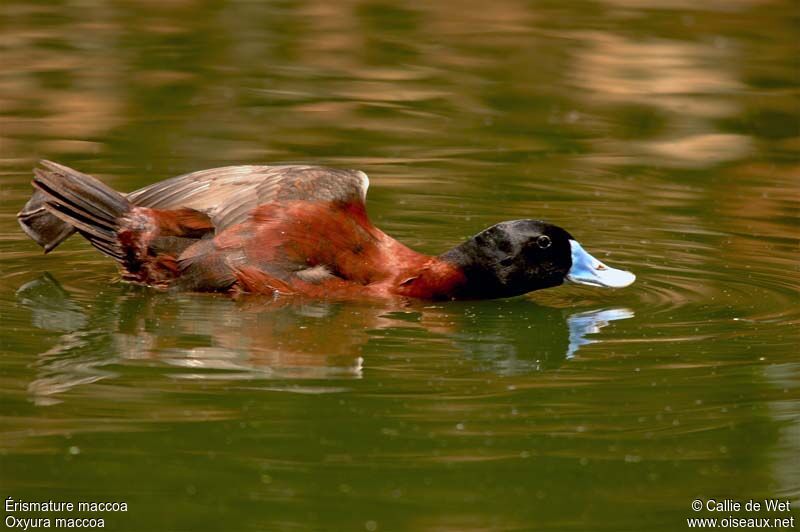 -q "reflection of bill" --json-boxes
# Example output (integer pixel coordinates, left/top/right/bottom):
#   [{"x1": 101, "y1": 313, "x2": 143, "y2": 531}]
[
  {"x1": 450, "y1": 302, "x2": 634, "y2": 374},
  {"x1": 566, "y1": 308, "x2": 635, "y2": 359},
  {"x1": 17, "y1": 275, "x2": 634, "y2": 402}
]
